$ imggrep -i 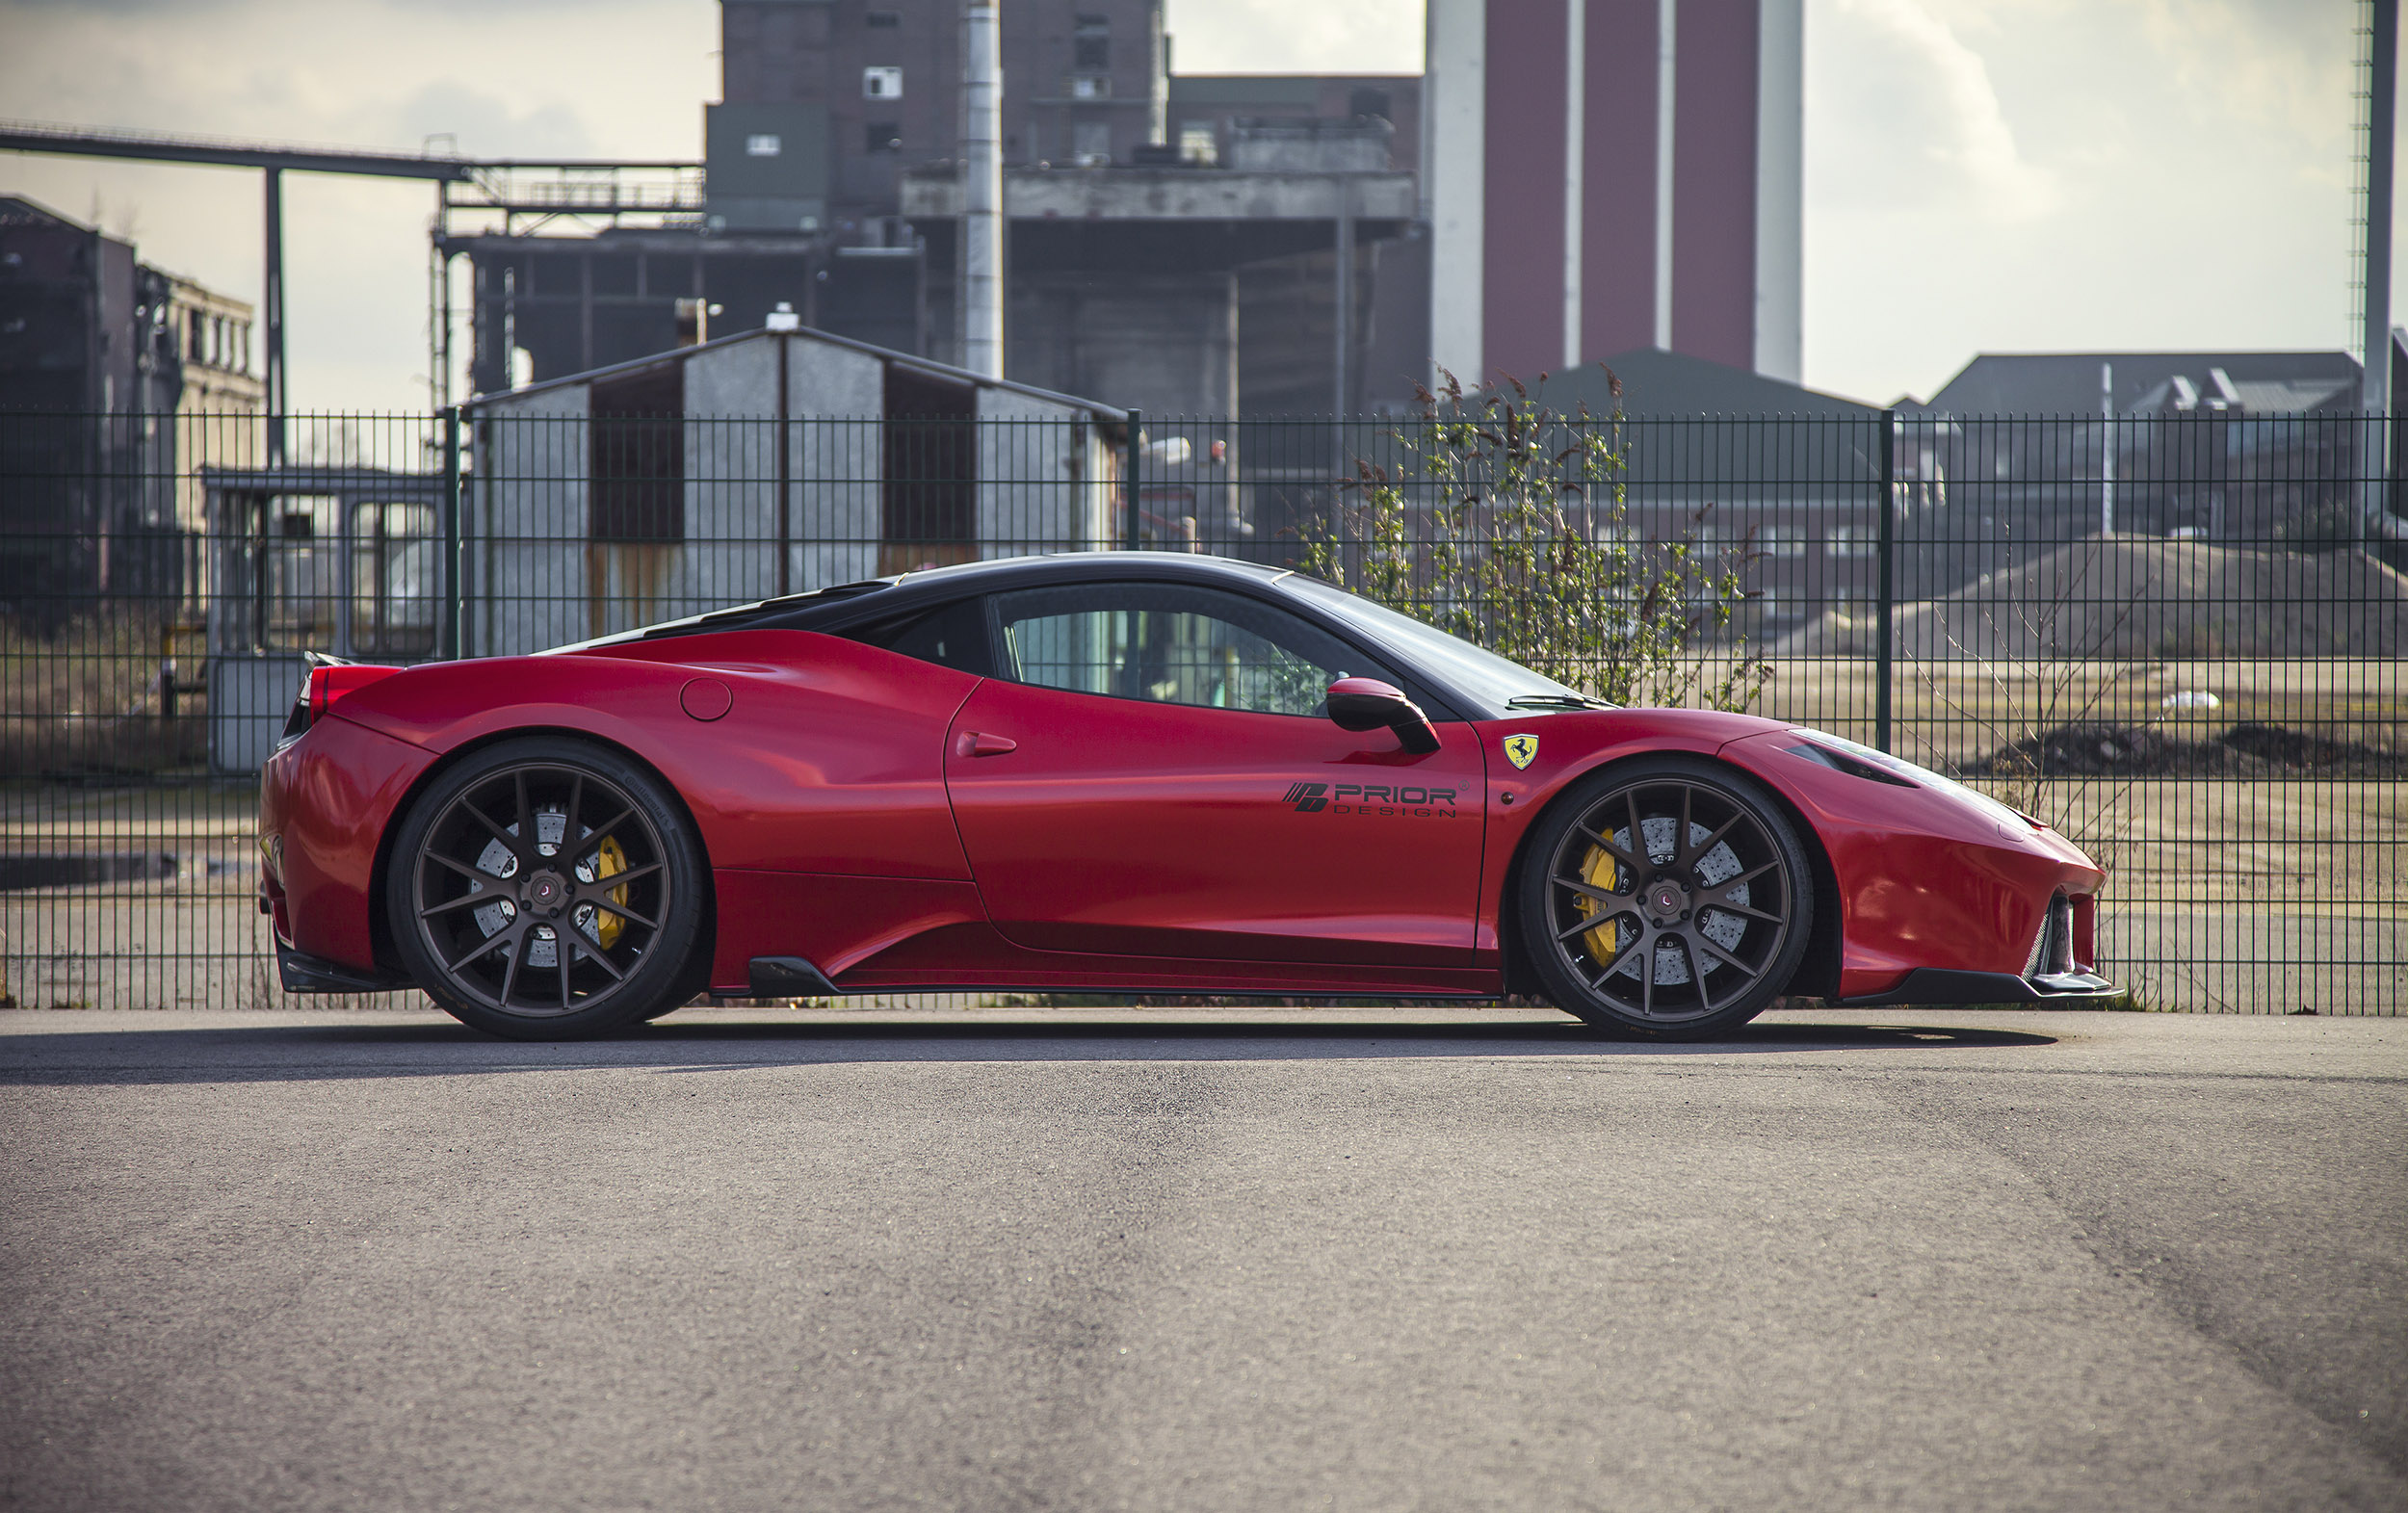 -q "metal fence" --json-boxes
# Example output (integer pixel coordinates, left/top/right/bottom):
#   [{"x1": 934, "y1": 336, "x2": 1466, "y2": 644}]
[{"x1": 3, "y1": 404, "x2": 2401, "y2": 1013}]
